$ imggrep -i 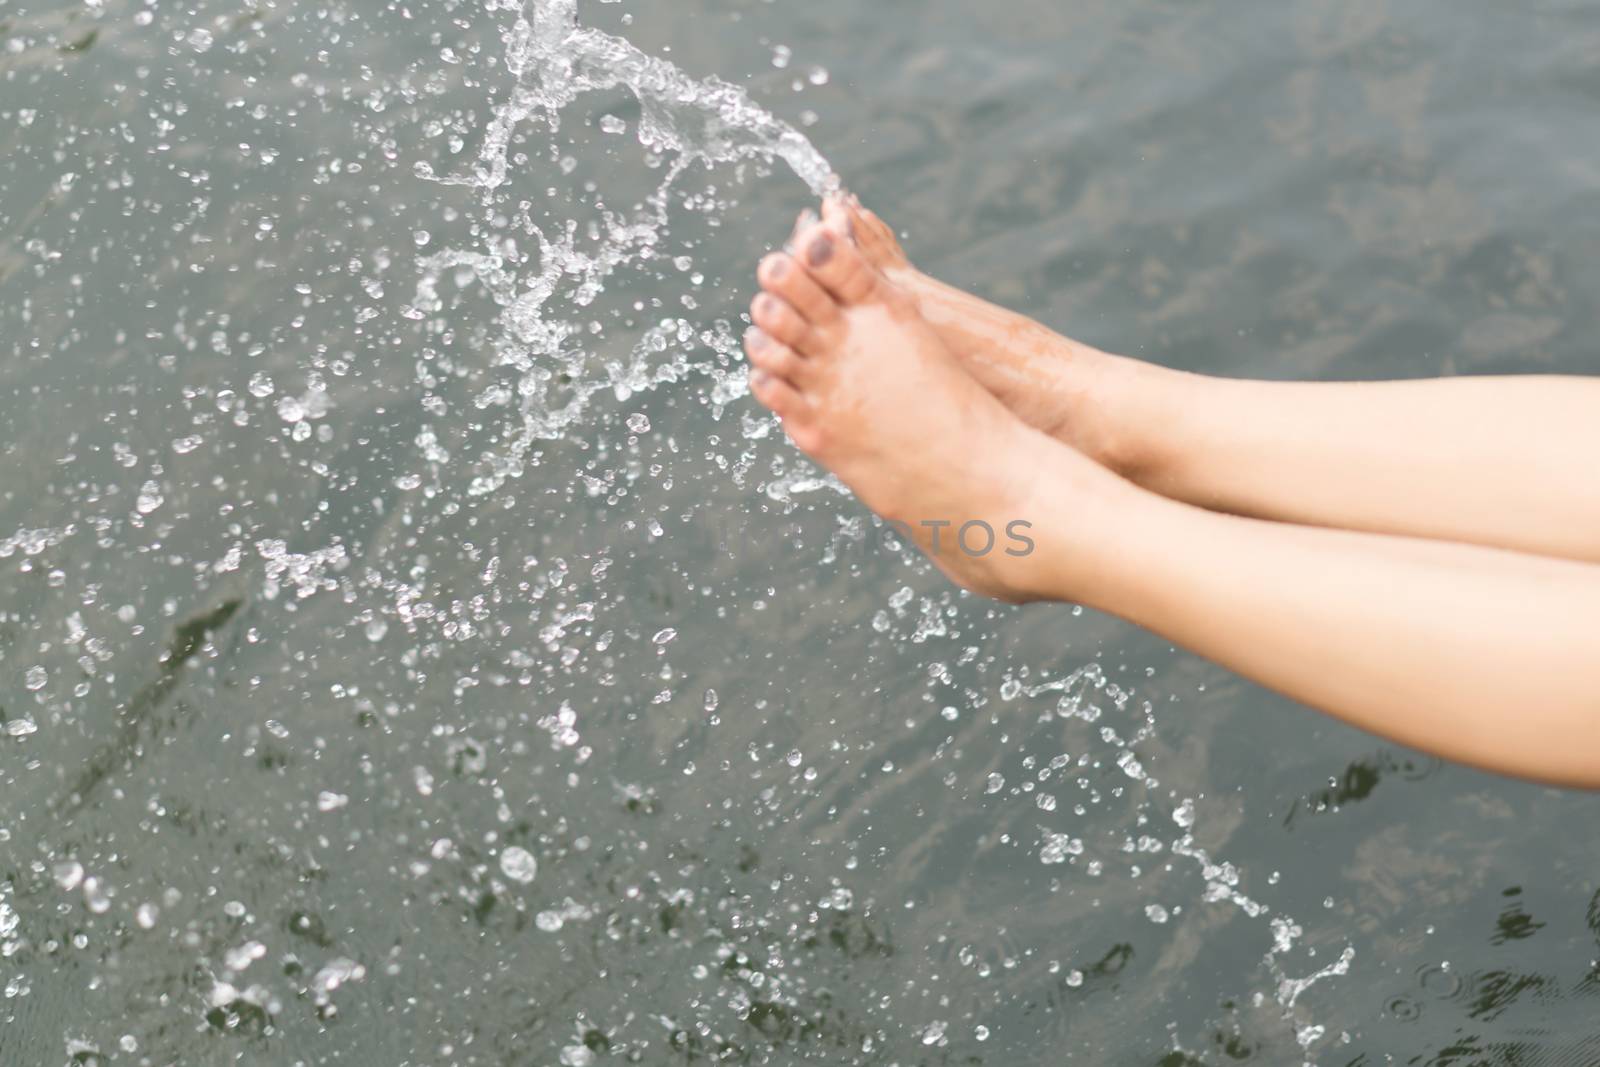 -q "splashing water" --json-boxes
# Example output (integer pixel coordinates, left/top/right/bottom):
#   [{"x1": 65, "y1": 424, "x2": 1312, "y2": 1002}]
[
  {"x1": 410, "y1": 0, "x2": 837, "y2": 494},
  {"x1": 0, "y1": 1, "x2": 1357, "y2": 1062},
  {"x1": 413, "y1": 2, "x2": 1353, "y2": 1051},
  {"x1": 421, "y1": 0, "x2": 836, "y2": 195},
  {"x1": 388, "y1": 1, "x2": 1357, "y2": 1056}
]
